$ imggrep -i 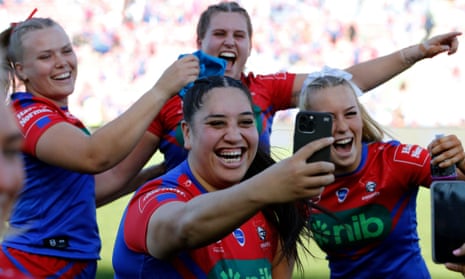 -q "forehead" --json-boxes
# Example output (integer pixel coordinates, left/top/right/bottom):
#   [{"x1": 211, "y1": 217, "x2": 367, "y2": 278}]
[
  {"x1": 21, "y1": 25, "x2": 70, "y2": 53},
  {"x1": 208, "y1": 12, "x2": 249, "y2": 34},
  {"x1": 199, "y1": 87, "x2": 252, "y2": 114},
  {"x1": 309, "y1": 84, "x2": 357, "y2": 111}
]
